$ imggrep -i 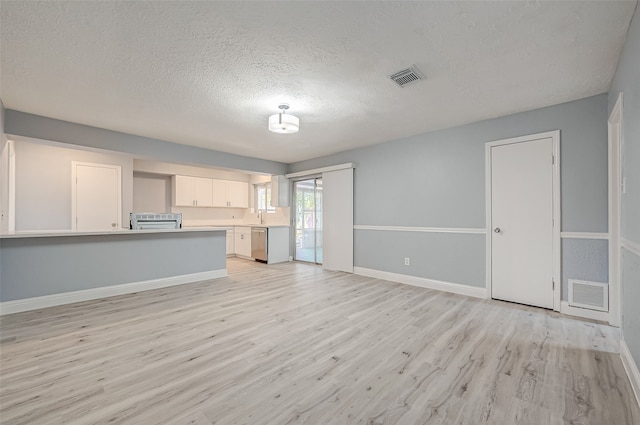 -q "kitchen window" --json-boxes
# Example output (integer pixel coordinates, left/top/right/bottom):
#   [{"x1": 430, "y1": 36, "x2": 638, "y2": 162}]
[{"x1": 255, "y1": 183, "x2": 275, "y2": 213}]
